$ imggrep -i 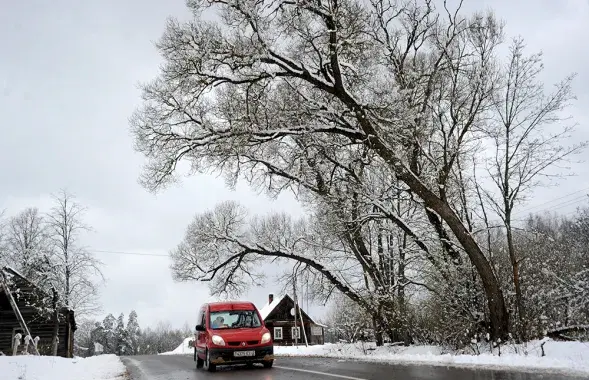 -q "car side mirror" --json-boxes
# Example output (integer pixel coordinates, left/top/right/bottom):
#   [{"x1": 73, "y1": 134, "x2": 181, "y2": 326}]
[{"x1": 195, "y1": 324, "x2": 205, "y2": 331}]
